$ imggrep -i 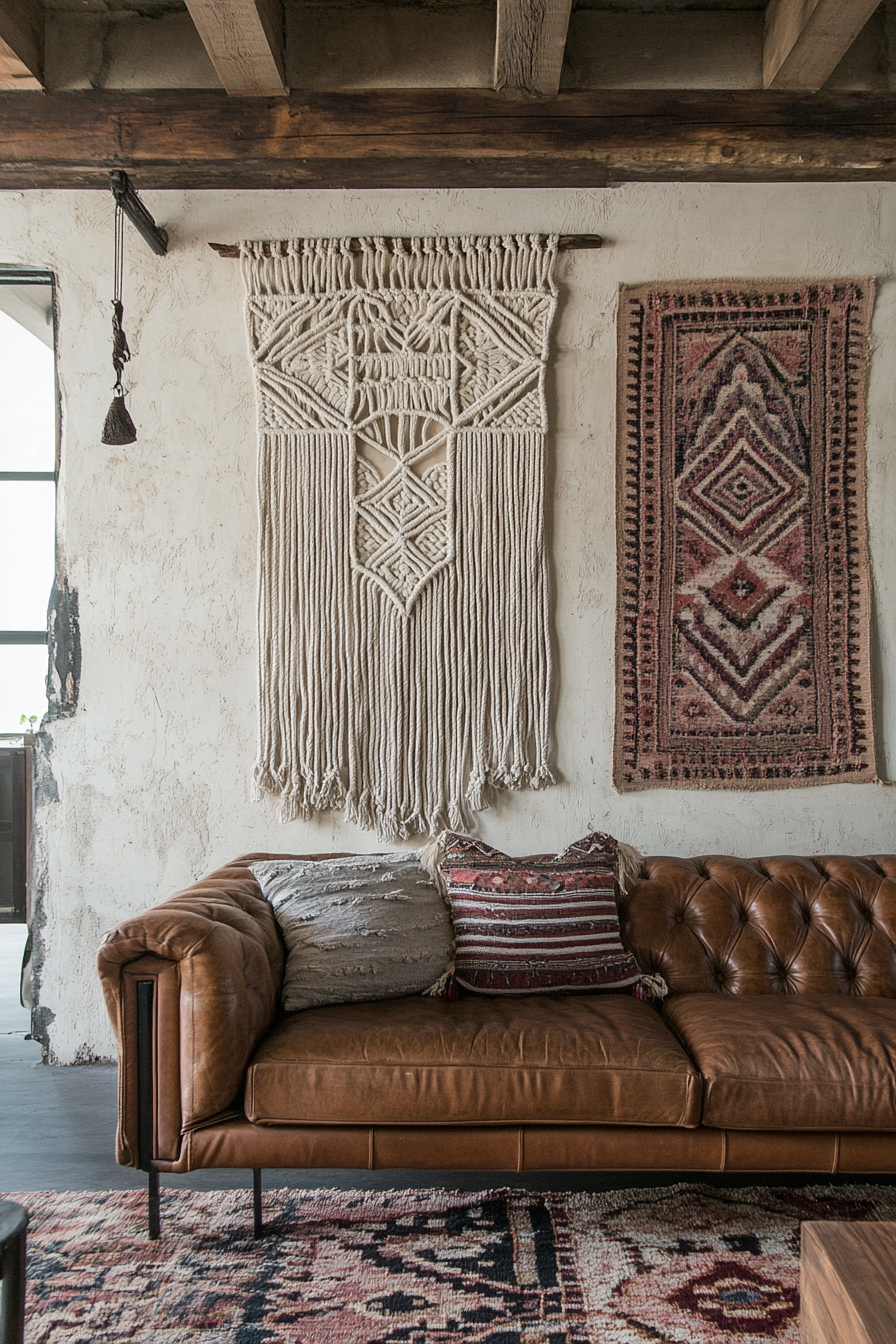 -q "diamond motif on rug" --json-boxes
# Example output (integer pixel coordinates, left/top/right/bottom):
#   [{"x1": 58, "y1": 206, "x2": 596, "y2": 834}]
[
  {"x1": 675, "y1": 552, "x2": 810, "y2": 722},
  {"x1": 704, "y1": 558, "x2": 786, "y2": 629},
  {"x1": 669, "y1": 1260, "x2": 797, "y2": 1333},
  {"x1": 683, "y1": 431, "x2": 803, "y2": 545},
  {"x1": 615, "y1": 279, "x2": 876, "y2": 789}
]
